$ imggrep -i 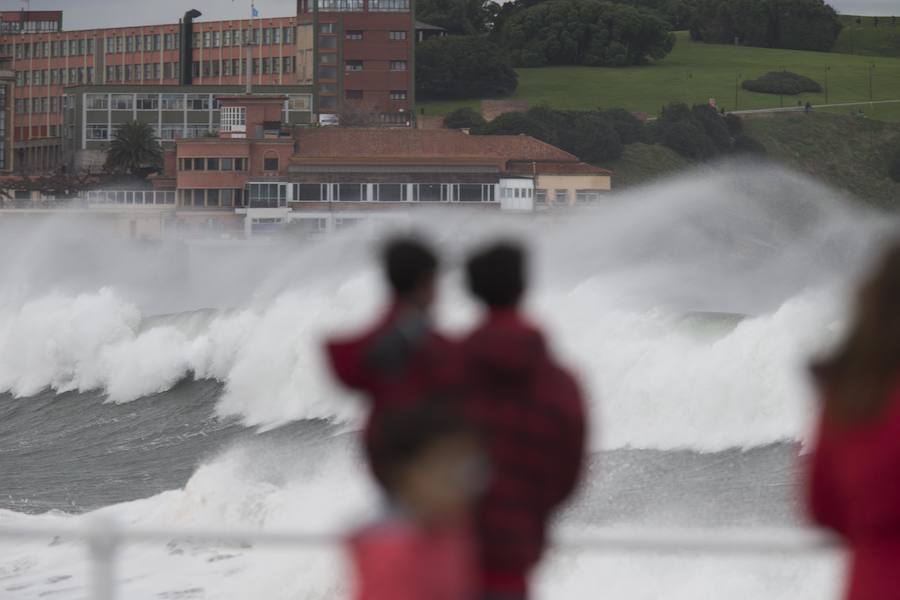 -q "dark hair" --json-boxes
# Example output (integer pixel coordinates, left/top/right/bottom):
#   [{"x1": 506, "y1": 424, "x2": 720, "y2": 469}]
[
  {"x1": 382, "y1": 237, "x2": 438, "y2": 298},
  {"x1": 466, "y1": 242, "x2": 526, "y2": 308},
  {"x1": 813, "y1": 242, "x2": 900, "y2": 423},
  {"x1": 374, "y1": 404, "x2": 473, "y2": 485}
]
